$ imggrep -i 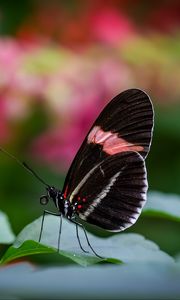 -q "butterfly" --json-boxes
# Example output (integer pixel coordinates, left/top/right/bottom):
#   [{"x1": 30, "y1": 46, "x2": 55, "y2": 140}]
[
  {"x1": 37, "y1": 88, "x2": 154, "y2": 257},
  {"x1": 0, "y1": 88, "x2": 154, "y2": 257}
]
